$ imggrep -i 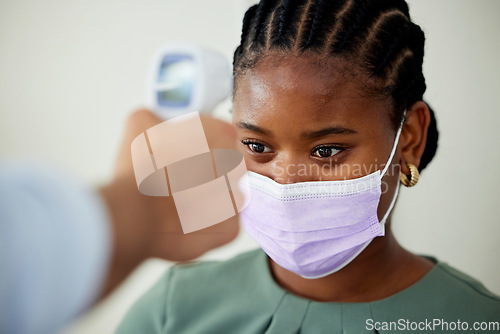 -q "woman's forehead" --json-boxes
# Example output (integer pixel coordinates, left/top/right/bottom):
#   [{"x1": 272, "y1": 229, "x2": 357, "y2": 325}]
[
  {"x1": 232, "y1": 57, "x2": 392, "y2": 132},
  {"x1": 235, "y1": 55, "x2": 359, "y2": 98}
]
